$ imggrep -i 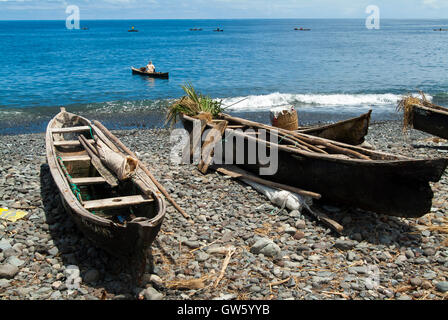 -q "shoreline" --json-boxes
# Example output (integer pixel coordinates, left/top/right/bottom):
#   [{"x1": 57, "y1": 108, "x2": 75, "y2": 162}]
[
  {"x1": 0, "y1": 120, "x2": 447, "y2": 300},
  {"x1": 0, "y1": 109, "x2": 401, "y2": 136}
]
